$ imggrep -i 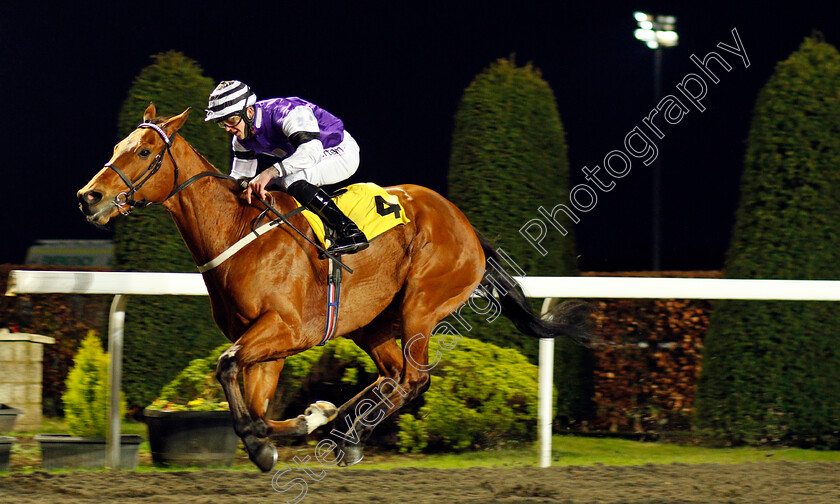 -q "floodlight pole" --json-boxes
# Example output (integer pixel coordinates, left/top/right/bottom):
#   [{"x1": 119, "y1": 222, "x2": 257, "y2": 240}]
[
  {"x1": 652, "y1": 47, "x2": 662, "y2": 271},
  {"x1": 633, "y1": 11, "x2": 677, "y2": 271}
]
